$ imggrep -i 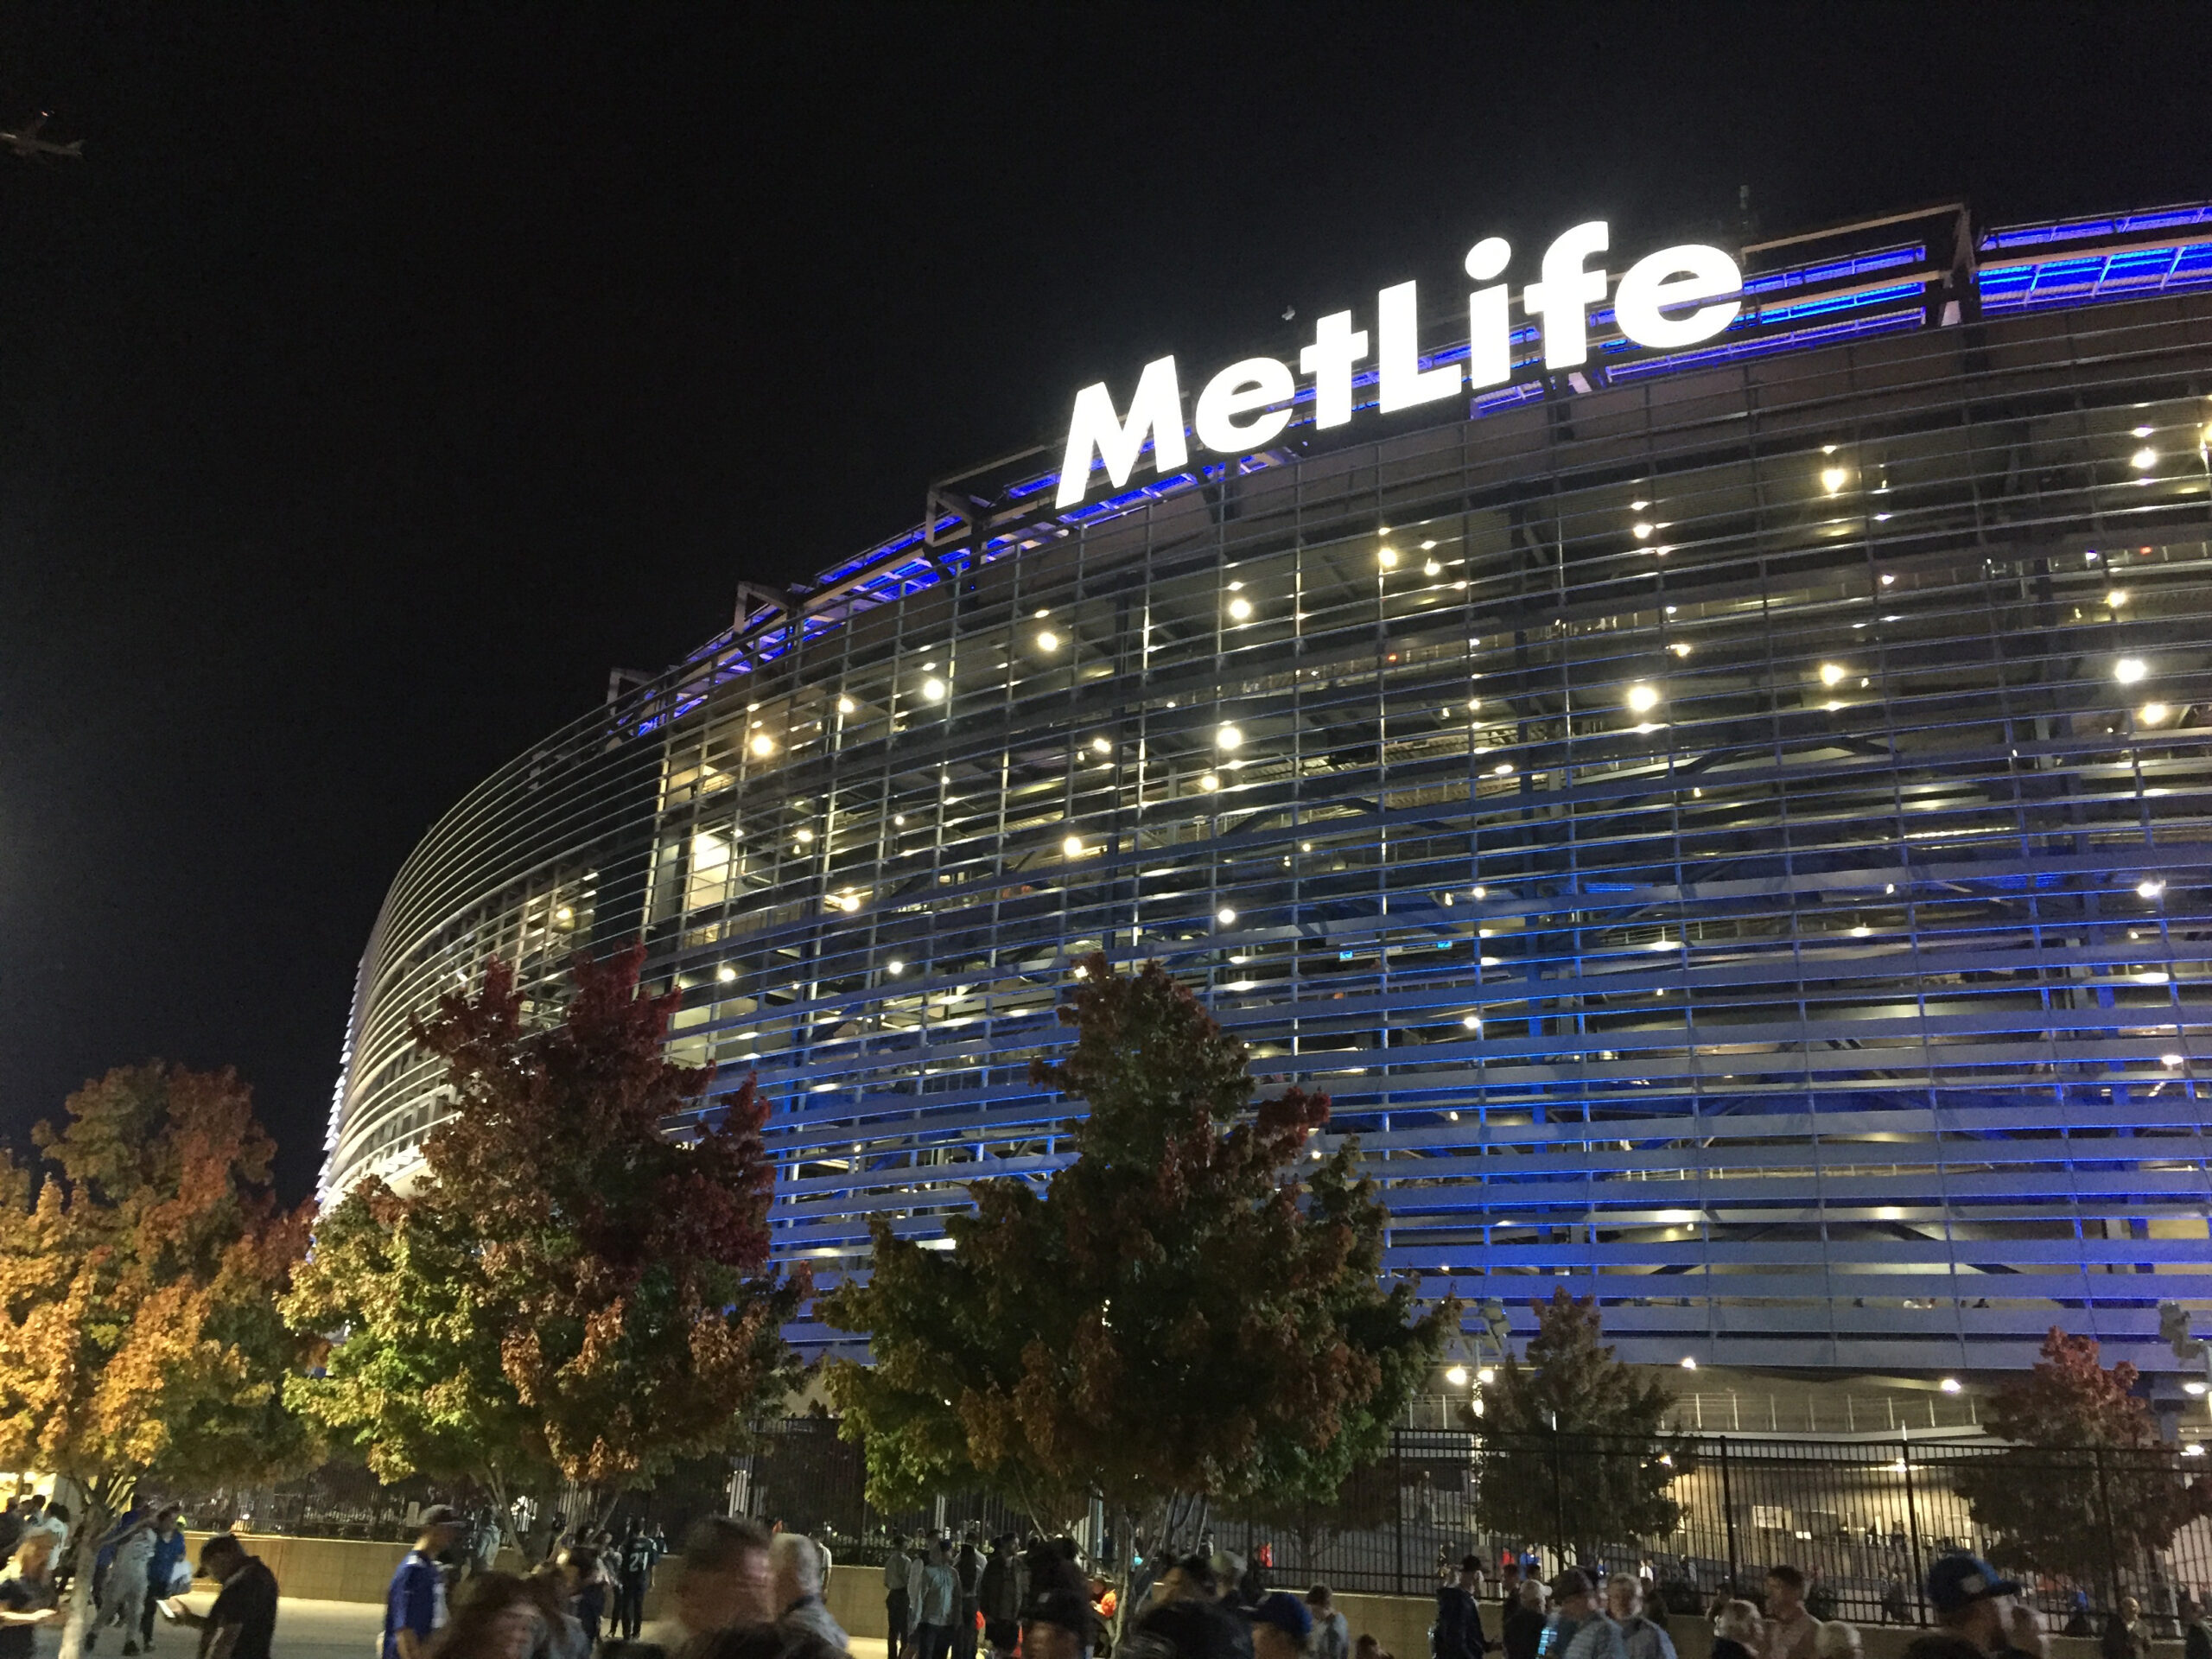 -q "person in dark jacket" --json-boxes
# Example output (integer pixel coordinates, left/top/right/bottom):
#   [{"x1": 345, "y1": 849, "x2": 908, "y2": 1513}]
[
  {"x1": 1710, "y1": 1601, "x2": 1763, "y2": 1659},
  {"x1": 1503, "y1": 1581, "x2": 1548, "y2": 1659},
  {"x1": 954, "y1": 1535, "x2": 985, "y2": 1659},
  {"x1": 1437, "y1": 1556, "x2": 1491, "y2": 1659},
  {"x1": 978, "y1": 1536, "x2": 1022, "y2": 1659}
]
